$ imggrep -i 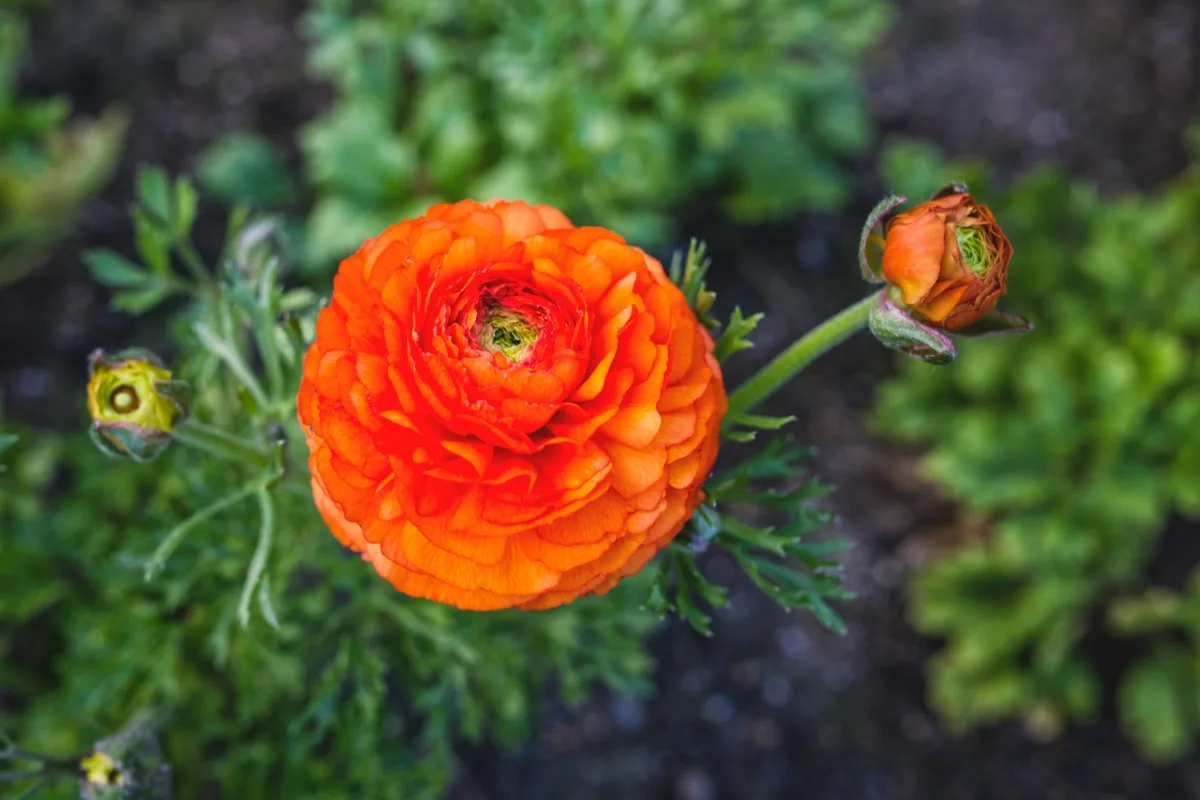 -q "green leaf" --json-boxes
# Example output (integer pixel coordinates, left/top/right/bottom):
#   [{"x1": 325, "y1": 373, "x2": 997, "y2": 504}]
[
  {"x1": 136, "y1": 166, "x2": 173, "y2": 226},
  {"x1": 713, "y1": 307, "x2": 763, "y2": 363},
  {"x1": 111, "y1": 282, "x2": 173, "y2": 315},
  {"x1": 667, "y1": 240, "x2": 717, "y2": 329},
  {"x1": 651, "y1": 438, "x2": 845, "y2": 633},
  {"x1": 645, "y1": 545, "x2": 728, "y2": 636},
  {"x1": 133, "y1": 208, "x2": 172, "y2": 275},
  {"x1": 173, "y1": 176, "x2": 199, "y2": 240},
  {"x1": 237, "y1": 488, "x2": 275, "y2": 630},
  {"x1": 724, "y1": 412, "x2": 795, "y2": 433},
  {"x1": 84, "y1": 249, "x2": 150, "y2": 288},
  {"x1": 1119, "y1": 654, "x2": 1193, "y2": 764},
  {"x1": 199, "y1": 132, "x2": 298, "y2": 207}
]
